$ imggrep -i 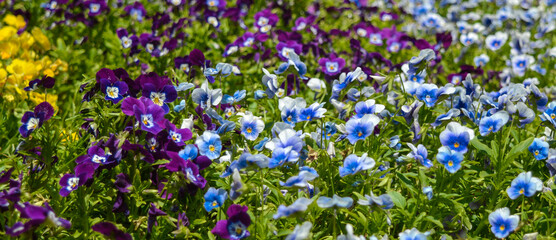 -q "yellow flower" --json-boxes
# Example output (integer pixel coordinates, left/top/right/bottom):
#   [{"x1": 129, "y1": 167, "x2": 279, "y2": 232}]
[
  {"x1": 31, "y1": 27, "x2": 50, "y2": 51},
  {"x1": 18, "y1": 32, "x2": 35, "y2": 50},
  {"x1": 0, "y1": 26, "x2": 17, "y2": 41},
  {"x1": 0, "y1": 40, "x2": 19, "y2": 59},
  {"x1": 0, "y1": 68, "x2": 7, "y2": 87},
  {"x1": 6, "y1": 59, "x2": 38, "y2": 84},
  {"x1": 3, "y1": 14, "x2": 26, "y2": 30}
]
